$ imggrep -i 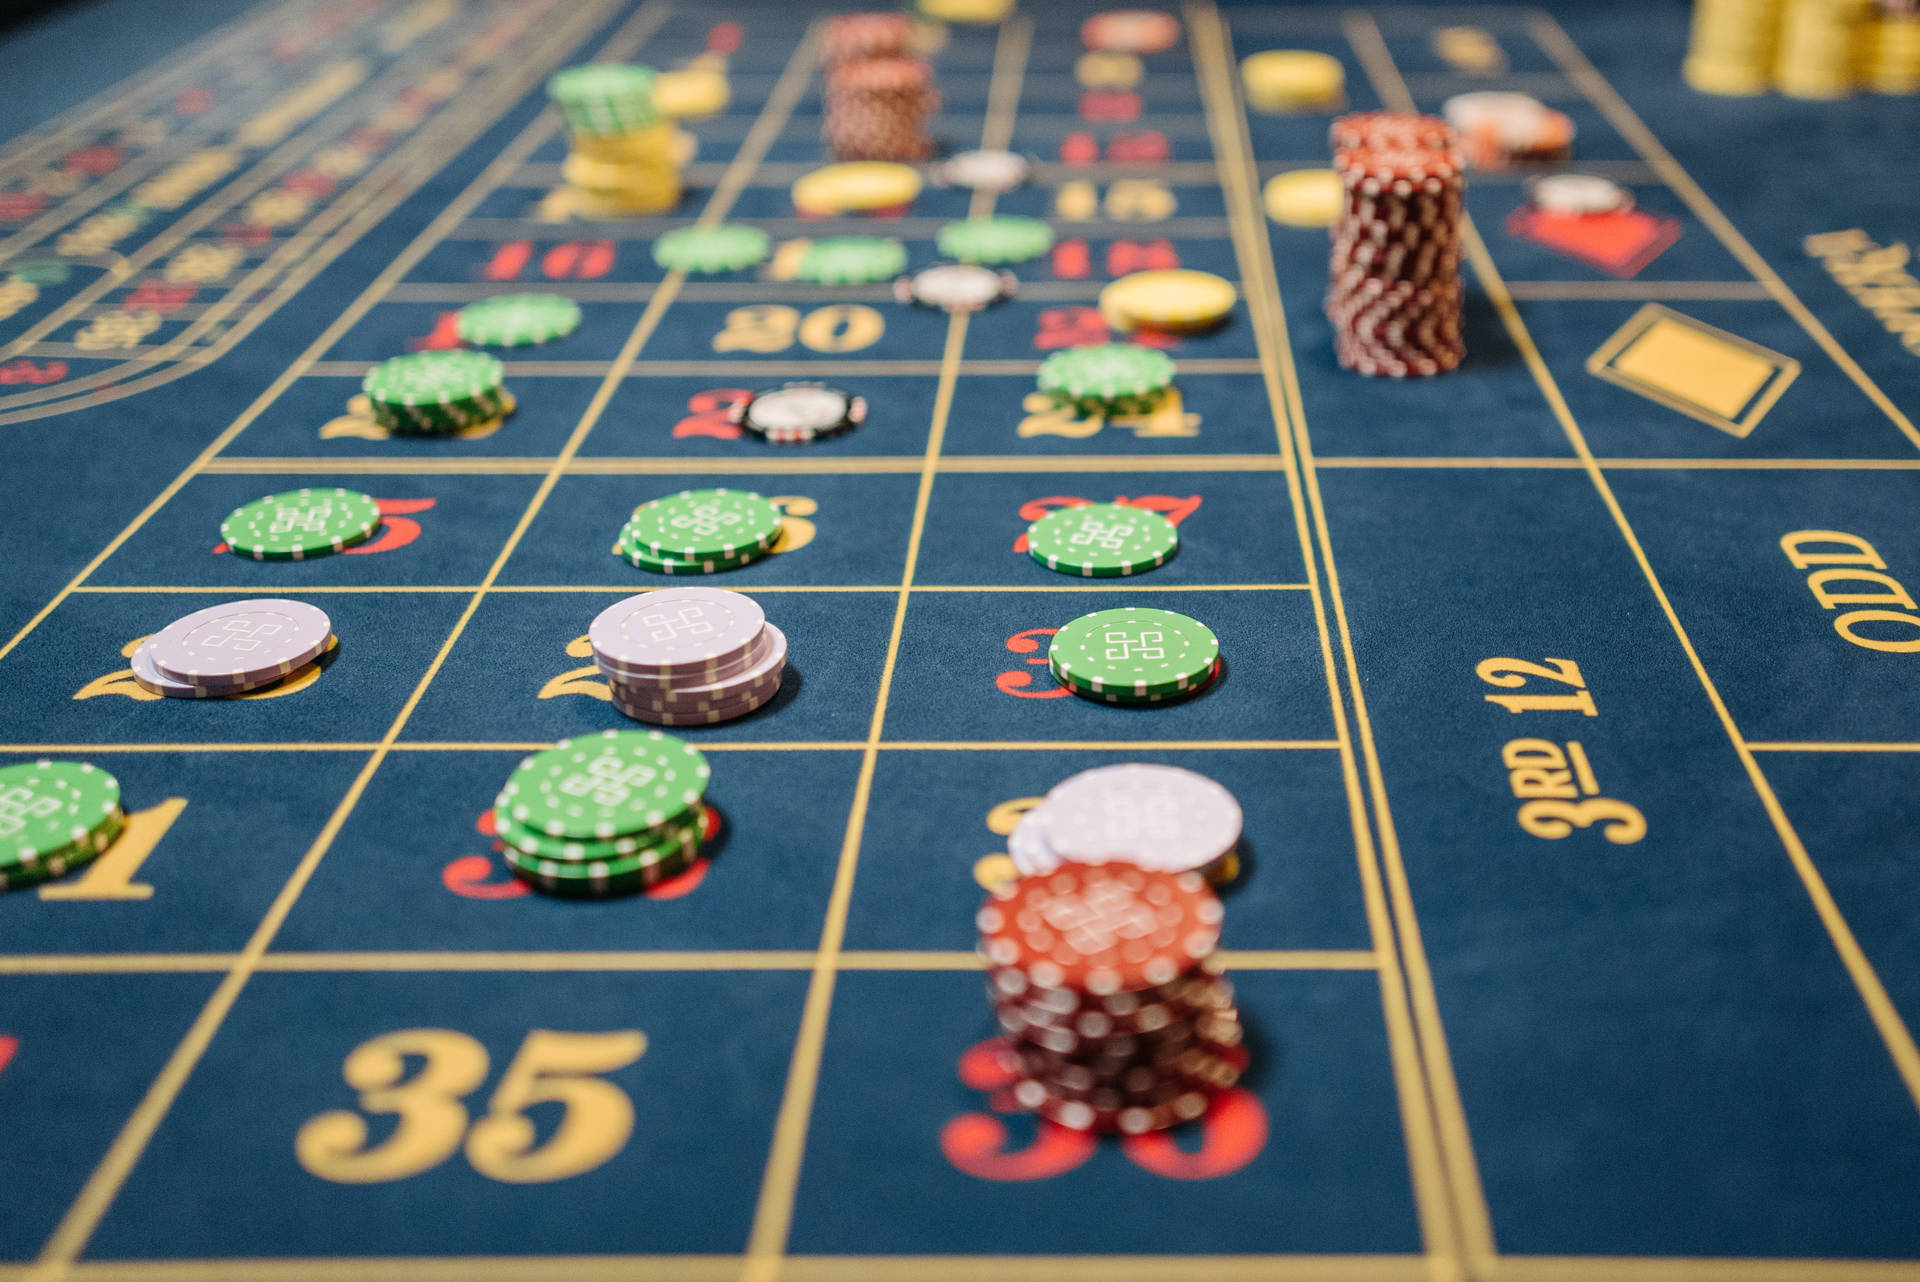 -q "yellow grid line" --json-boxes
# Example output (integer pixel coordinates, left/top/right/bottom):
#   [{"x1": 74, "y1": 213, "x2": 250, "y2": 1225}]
[
  {"x1": 739, "y1": 22, "x2": 1031, "y2": 1282},
  {"x1": 1193, "y1": 8, "x2": 1467, "y2": 1281},
  {"x1": 0, "y1": 949, "x2": 1375, "y2": 976},
  {"x1": 11, "y1": 1254, "x2": 1920, "y2": 1282}
]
